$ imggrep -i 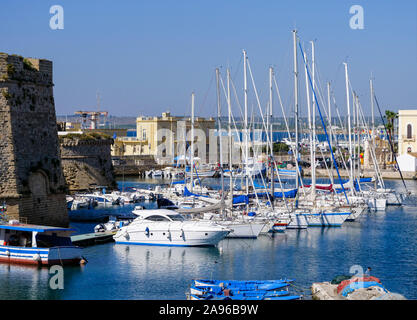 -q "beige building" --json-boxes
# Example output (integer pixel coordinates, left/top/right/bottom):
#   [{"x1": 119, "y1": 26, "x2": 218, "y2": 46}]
[
  {"x1": 398, "y1": 110, "x2": 417, "y2": 154},
  {"x1": 112, "y1": 112, "x2": 215, "y2": 164}
]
